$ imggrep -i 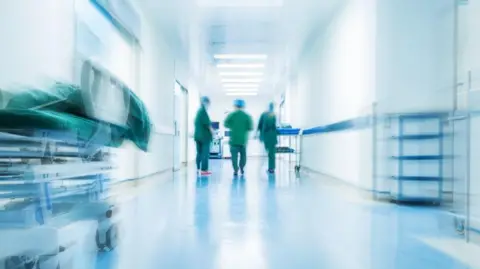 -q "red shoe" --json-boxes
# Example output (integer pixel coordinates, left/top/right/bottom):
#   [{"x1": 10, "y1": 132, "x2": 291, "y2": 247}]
[{"x1": 200, "y1": 171, "x2": 212, "y2": 176}]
